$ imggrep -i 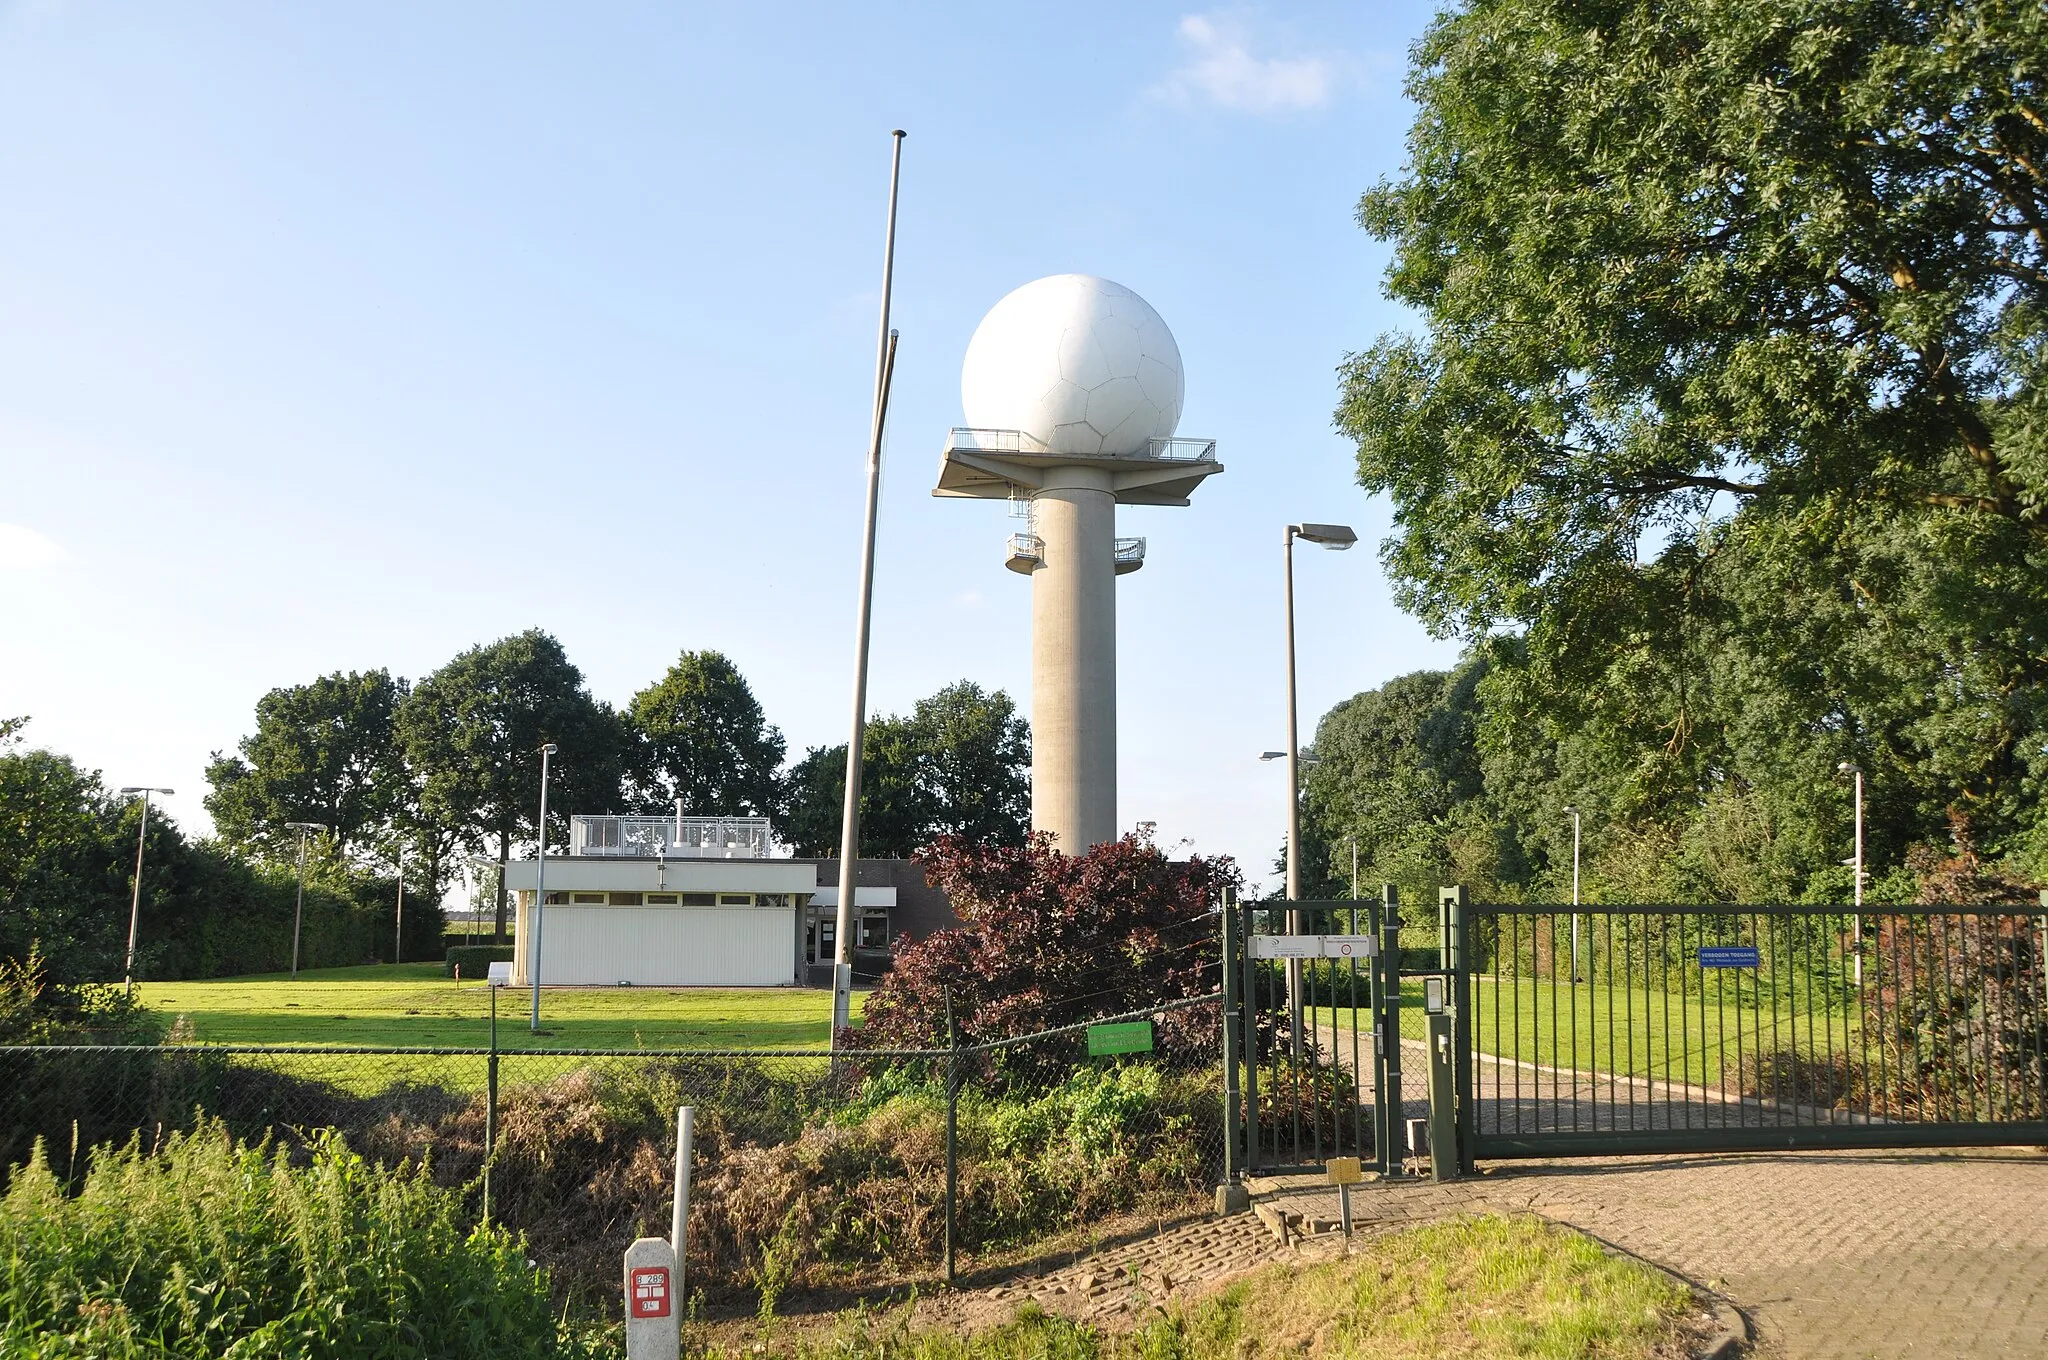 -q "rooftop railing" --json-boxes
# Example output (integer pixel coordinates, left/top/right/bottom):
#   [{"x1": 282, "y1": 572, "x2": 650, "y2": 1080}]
[
  {"x1": 946, "y1": 428, "x2": 1217, "y2": 462},
  {"x1": 570, "y1": 814, "x2": 772, "y2": 859}
]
